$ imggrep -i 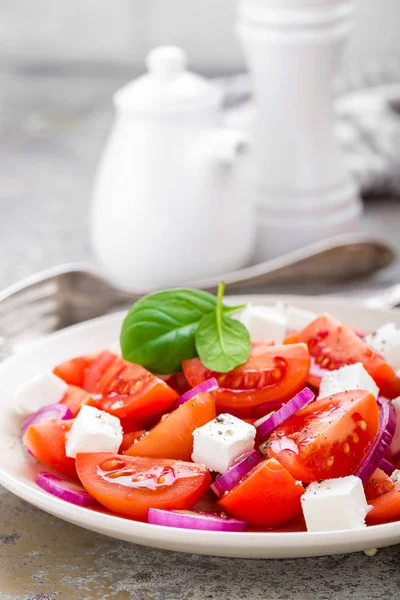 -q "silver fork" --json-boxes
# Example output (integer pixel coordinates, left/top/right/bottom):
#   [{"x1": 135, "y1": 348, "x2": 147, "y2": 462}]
[
  {"x1": 0, "y1": 242, "x2": 398, "y2": 359},
  {"x1": 0, "y1": 264, "x2": 137, "y2": 357}
]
